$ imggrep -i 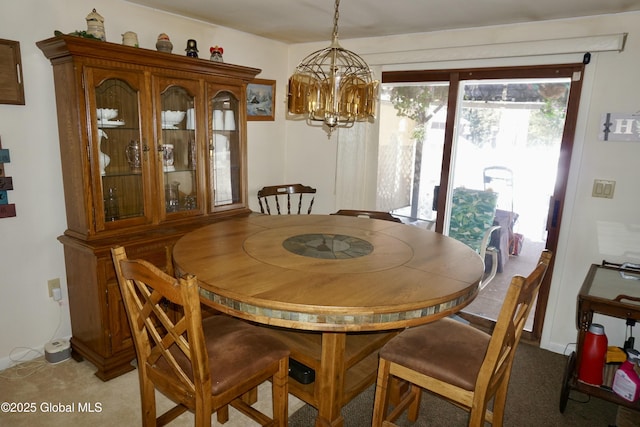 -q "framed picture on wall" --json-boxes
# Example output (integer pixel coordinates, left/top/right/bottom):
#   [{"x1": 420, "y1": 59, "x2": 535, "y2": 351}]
[
  {"x1": 247, "y1": 78, "x2": 275, "y2": 121},
  {"x1": 0, "y1": 39, "x2": 25, "y2": 105}
]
